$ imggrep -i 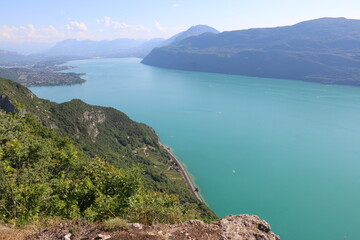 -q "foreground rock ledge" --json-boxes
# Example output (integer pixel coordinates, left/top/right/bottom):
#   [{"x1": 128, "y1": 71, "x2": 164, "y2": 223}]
[{"x1": 27, "y1": 214, "x2": 280, "y2": 240}]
